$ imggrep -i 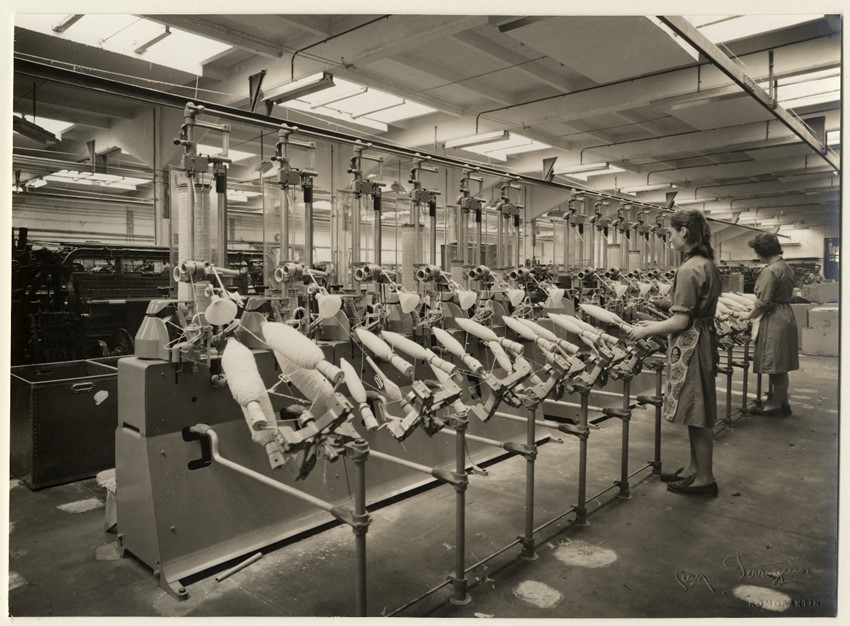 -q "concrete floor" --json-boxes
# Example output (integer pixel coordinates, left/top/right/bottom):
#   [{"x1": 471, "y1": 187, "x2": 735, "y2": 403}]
[{"x1": 7, "y1": 353, "x2": 840, "y2": 619}]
